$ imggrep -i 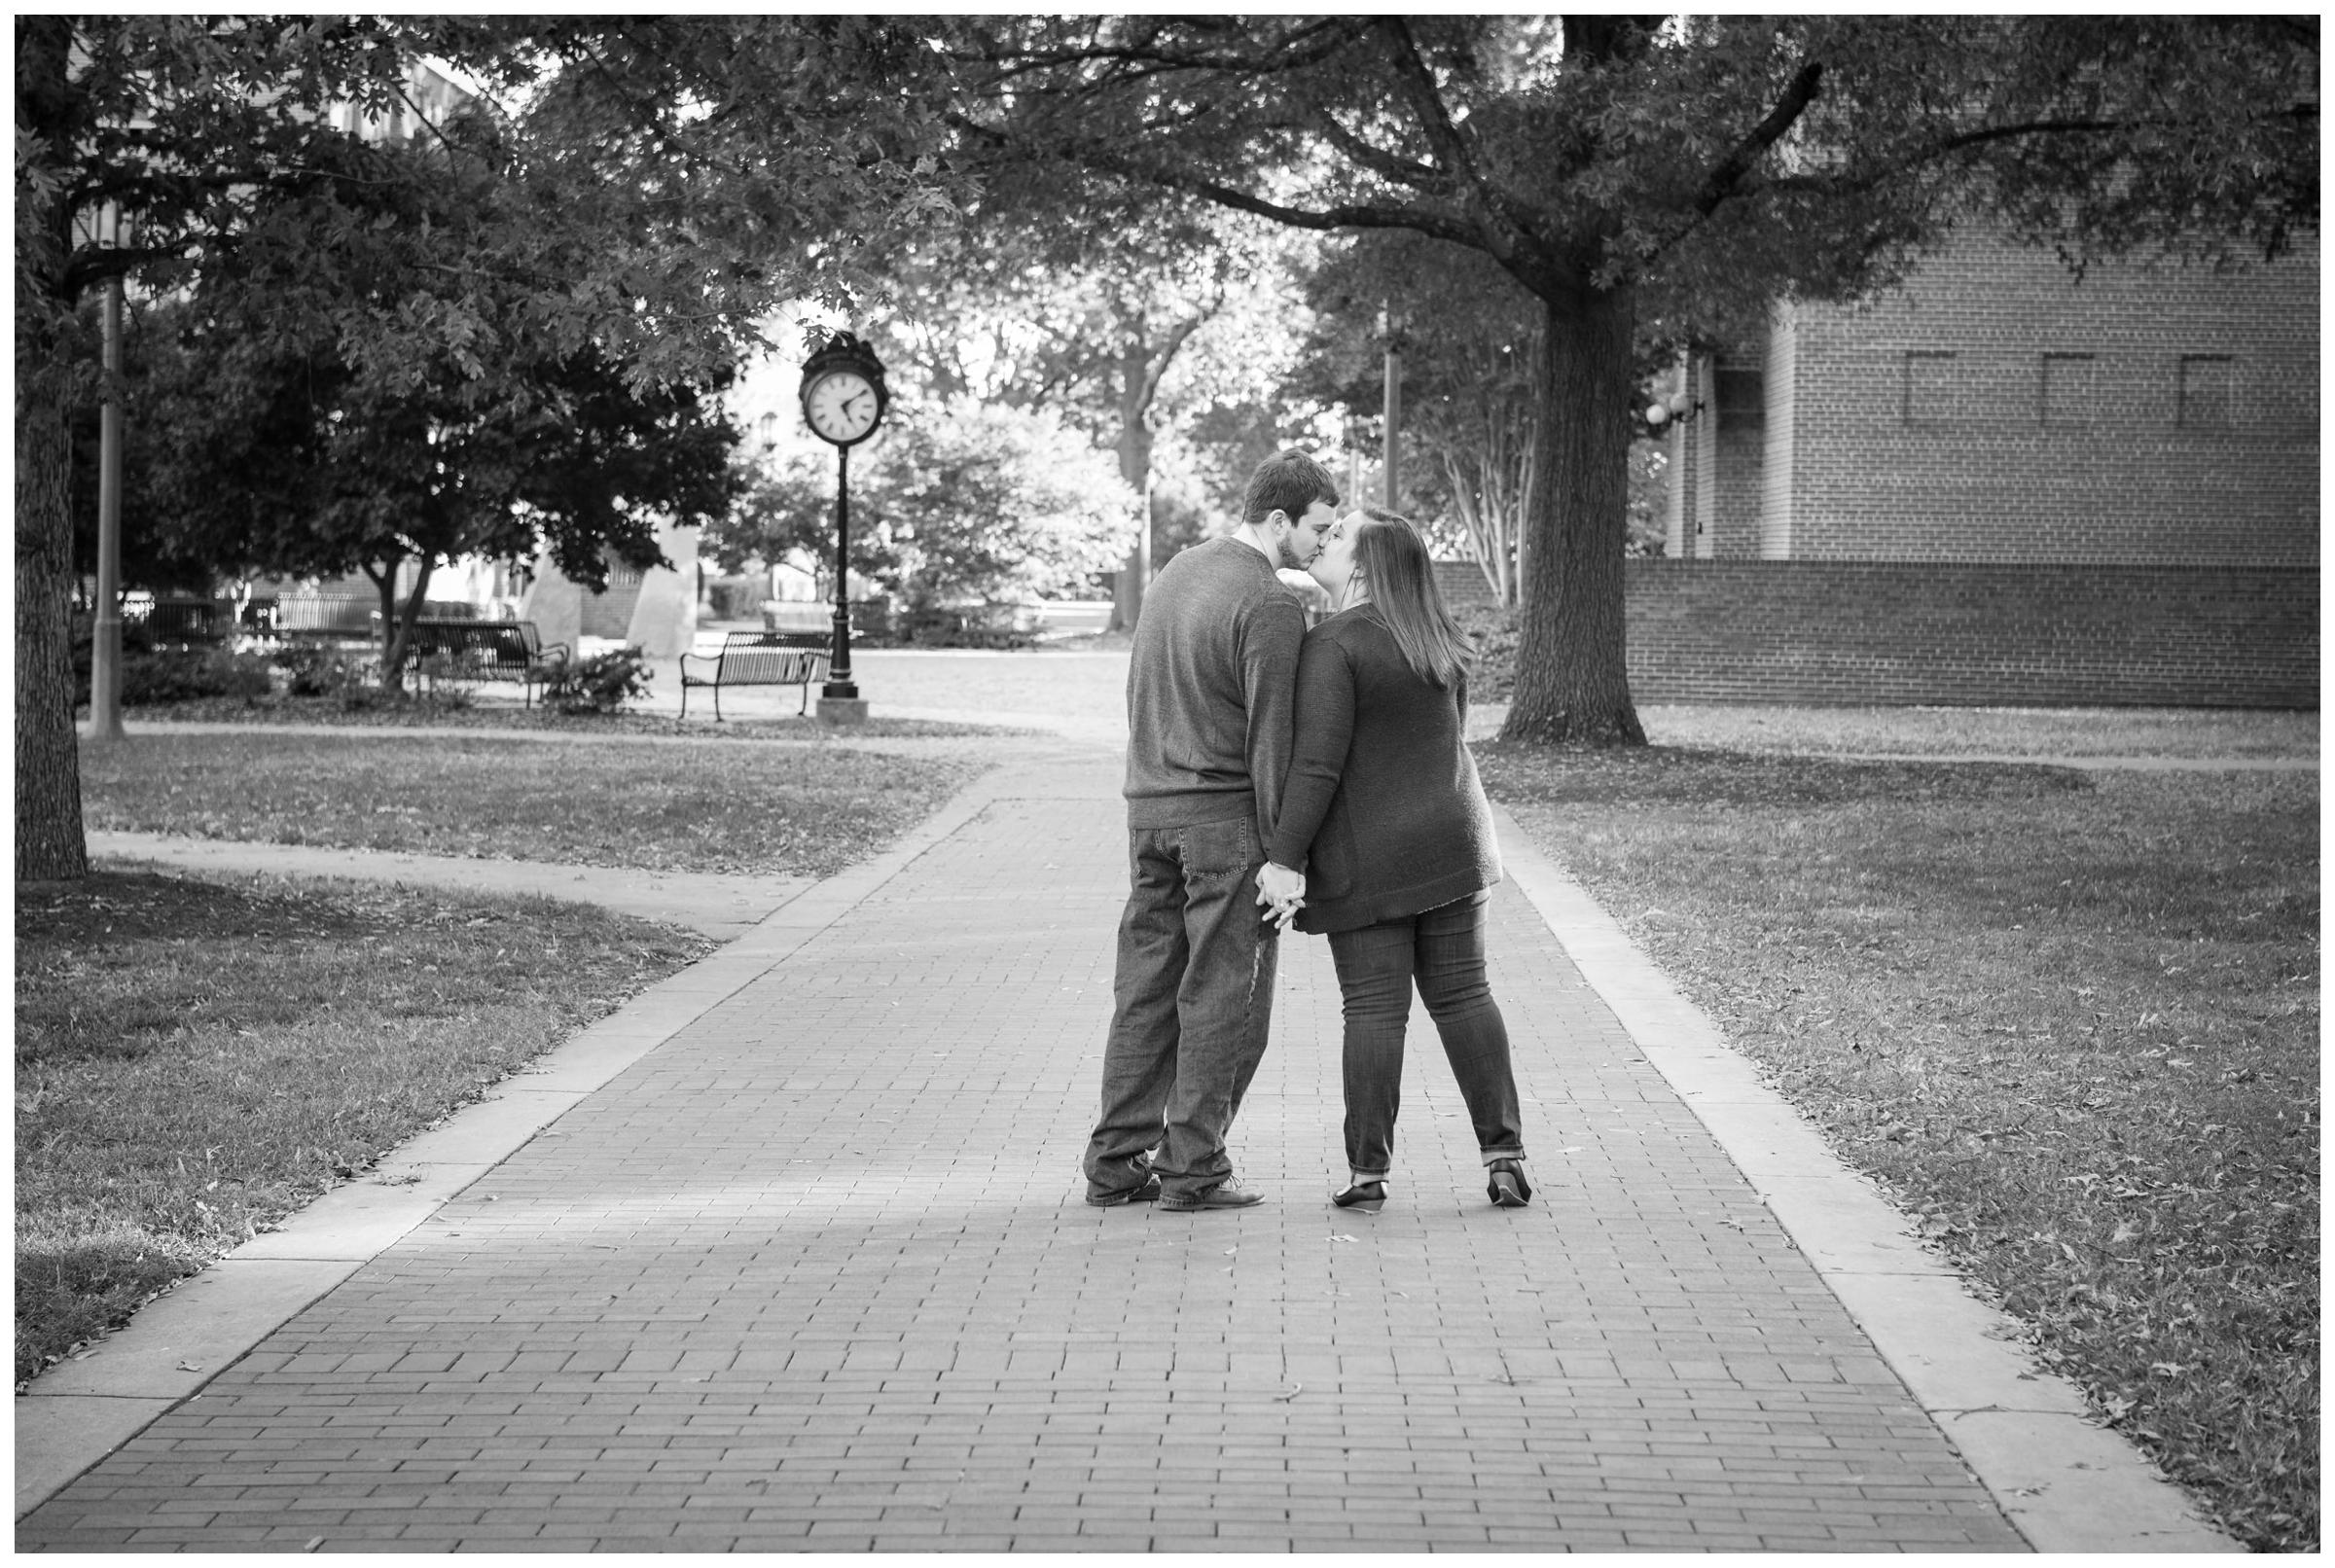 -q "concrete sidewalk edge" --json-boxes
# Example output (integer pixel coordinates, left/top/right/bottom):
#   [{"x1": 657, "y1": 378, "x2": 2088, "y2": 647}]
[
  {"x1": 14, "y1": 758, "x2": 1020, "y2": 1522},
  {"x1": 1487, "y1": 800, "x2": 2238, "y2": 1554},
  {"x1": 87, "y1": 831, "x2": 812, "y2": 942}
]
